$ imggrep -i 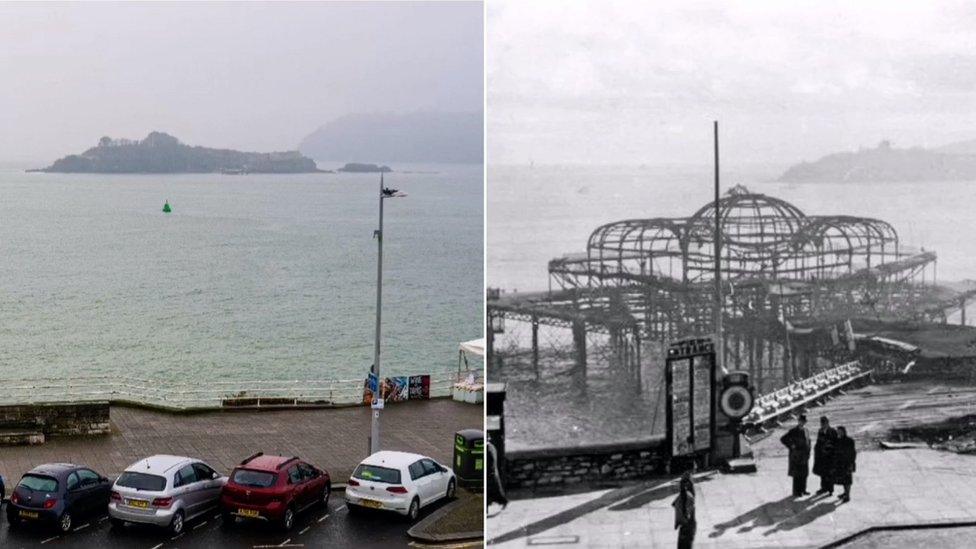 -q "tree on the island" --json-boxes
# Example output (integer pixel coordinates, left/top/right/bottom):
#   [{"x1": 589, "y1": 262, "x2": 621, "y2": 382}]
[{"x1": 99, "y1": 136, "x2": 112, "y2": 147}]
